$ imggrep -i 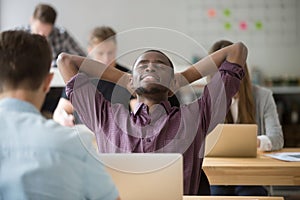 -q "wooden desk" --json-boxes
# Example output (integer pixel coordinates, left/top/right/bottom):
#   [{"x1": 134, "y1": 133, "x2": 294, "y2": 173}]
[
  {"x1": 183, "y1": 196, "x2": 284, "y2": 200},
  {"x1": 203, "y1": 148, "x2": 300, "y2": 185}
]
